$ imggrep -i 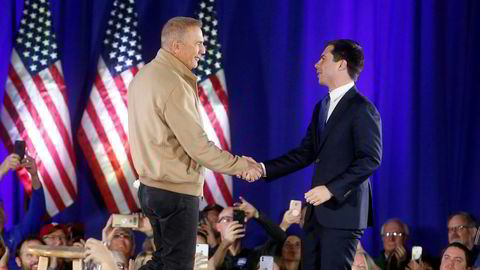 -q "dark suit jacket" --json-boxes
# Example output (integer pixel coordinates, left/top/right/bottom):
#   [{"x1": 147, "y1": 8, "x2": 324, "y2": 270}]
[{"x1": 263, "y1": 86, "x2": 382, "y2": 230}]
